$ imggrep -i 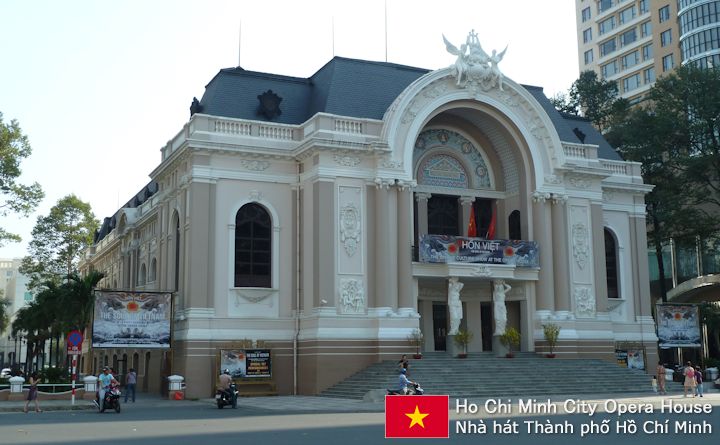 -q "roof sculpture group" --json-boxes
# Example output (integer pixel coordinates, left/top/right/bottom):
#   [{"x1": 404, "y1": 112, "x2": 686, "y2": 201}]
[{"x1": 443, "y1": 30, "x2": 507, "y2": 91}]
